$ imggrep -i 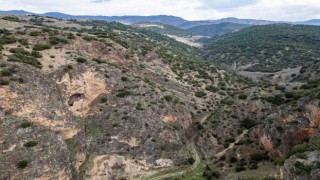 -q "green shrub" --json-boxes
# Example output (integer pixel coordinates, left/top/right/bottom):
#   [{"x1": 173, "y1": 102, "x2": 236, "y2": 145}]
[
  {"x1": 18, "y1": 39, "x2": 28, "y2": 46},
  {"x1": 116, "y1": 89, "x2": 130, "y2": 97},
  {"x1": 241, "y1": 118, "x2": 256, "y2": 129},
  {"x1": 250, "y1": 152, "x2": 269, "y2": 162},
  {"x1": 30, "y1": 31, "x2": 41, "y2": 36},
  {"x1": 136, "y1": 102, "x2": 144, "y2": 111},
  {"x1": 205, "y1": 85, "x2": 219, "y2": 92},
  {"x1": 100, "y1": 96, "x2": 108, "y2": 103},
  {"x1": 265, "y1": 95, "x2": 286, "y2": 105},
  {"x1": 49, "y1": 36, "x2": 68, "y2": 45},
  {"x1": 290, "y1": 141, "x2": 320, "y2": 155},
  {"x1": 65, "y1": 32, "x2": 75, "y2": 39},
  {"x1": 195, "y1": 91, "x2": 207, "y2": 97},
  {"x1": 301, "y1": 83, "x2": 318, "y2": 89},
  {"x1": 2, "y1": 16, "x2": 20, "y2": 22},
  {"x1": 83, "y1": 35, "x2": 95, "y2": 41},
  {"x1": 33, "y1": 44, "x2": 51, "y2": 51},
  {"x1": 76, "y1": 57, "x2": 87, "y2": 63},
  {"x1": 294, "y1": 161, "x2": 313, "y2": 175},
  {"x1": 235, "y1": 166, "x2": 246, "y2": 172},
  {"x1": 163, "y1": 95, "x2": 173, "y2": 102},
  {"x1": 220, "y1": 97, "x2": 235, "y2": 105},
  {"x1": 17, "y1": 160, "x2": 28, "y2": 169},
  {"x1": 21, "y1": 120, "x2": 32, "y2": 128},
  {"x1": 42, "y1": 28, "x2": 52, "y2": 32},
  {"x1": 63, "y1": 64, "x2": 73, "y2": 72},
  {"x1": 24, "y1": 141, "x2": 38, "y2": 147},
  {"x1": 187, "y1": 157, "x2": 195, "y2": 164},
  {"x1": 92, "y1": 58, "x2": 105, "y2": 64},
  {"x1": 196, "y1": 123, "x2": 204, "y2": 130},
  {"x1": 1, "y1": 67, "x2": 17, "y2": 77},
  {"x1": 229, "y1": 156, "x2": 238, "y2": 163},
  {"x1": 65, "y1": 138, "x2": 76, "y2": 149},
  {"x1": 10, "y1": 48, "x2": 30, "y2": 55},
  {"x1": 0, "y1": 35, "x2": 16, "y2": 44},
  {"x1": 8, "y1": 54, "x2": 42, "y2": 69},
  {"x1": 31, "y1": 51, "x2": 42, "y2": 58},
  {"x1": 238, "y1": 94, "x2": 248, "y2": 99},
  {"x1": 285, "y1": 92, "x2": 302, "y2": 100},
  {"x1": 121, "y1": 76, "x2": 128, "y2": 82}
]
